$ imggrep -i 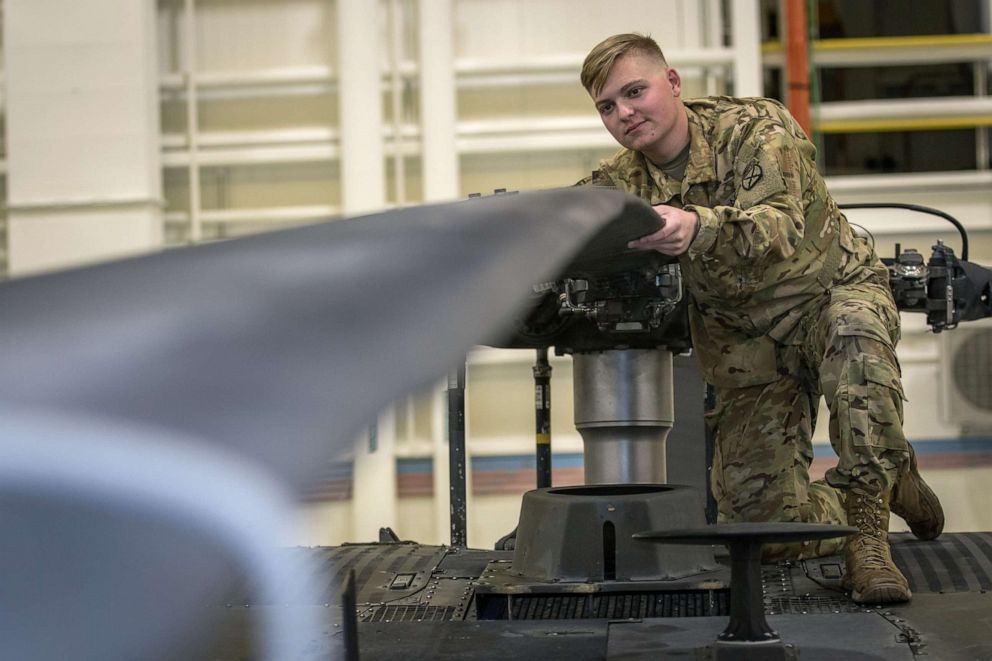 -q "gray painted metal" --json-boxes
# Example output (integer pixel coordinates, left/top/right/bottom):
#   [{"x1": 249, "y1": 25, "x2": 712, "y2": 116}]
[
  {"x1": 511, "y1": 484, "x2": 717, "y2": 582},
  {"x1": 607, "y1": 614, "x2": 913, "y2": 659},
  {"x1": 199, "y1": 532, "x2": 992, "y2": 659}
]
